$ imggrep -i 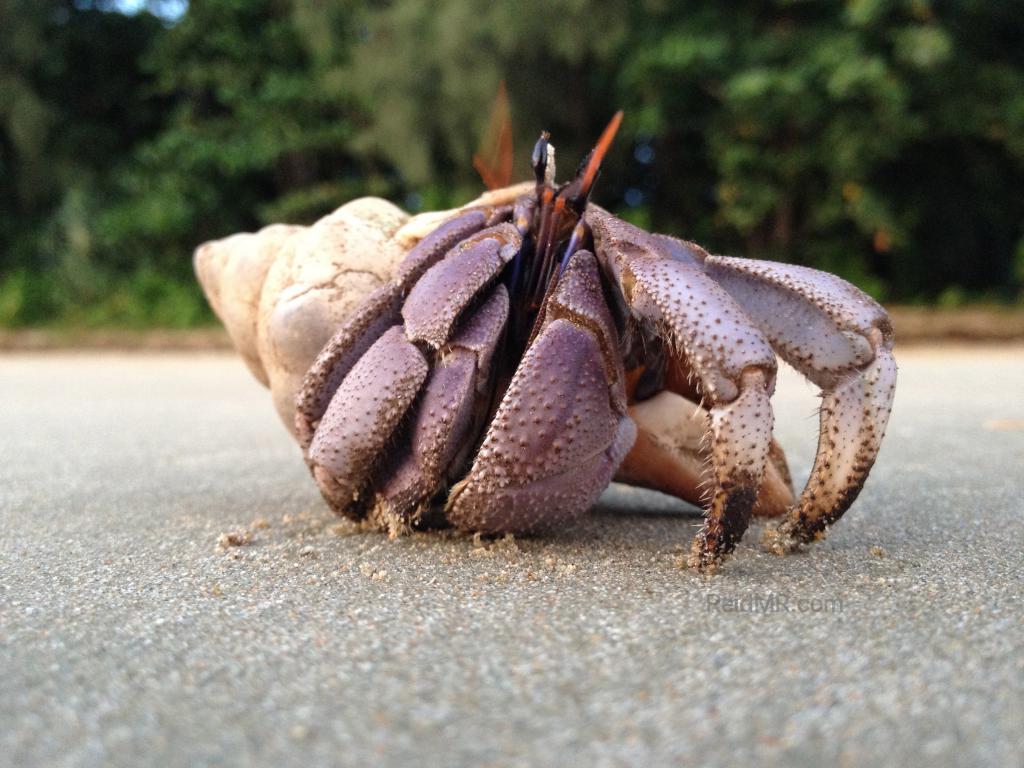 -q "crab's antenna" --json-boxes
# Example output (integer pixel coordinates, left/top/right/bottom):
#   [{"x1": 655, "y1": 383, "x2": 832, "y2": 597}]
[
  {"x1": 579, "y1": 110, "x2": 623, "y2": 197},
  {"x1": 526, "y1": 111, "x2": 625, "y2": 313}
]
